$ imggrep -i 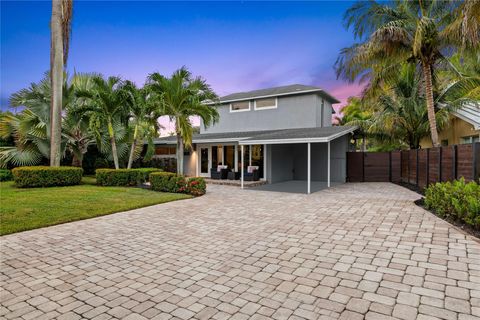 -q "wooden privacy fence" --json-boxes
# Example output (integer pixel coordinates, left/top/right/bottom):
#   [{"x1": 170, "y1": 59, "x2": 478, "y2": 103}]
[{"x1": 347, "y1": 143, "x2": 480, "y2": 187}]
